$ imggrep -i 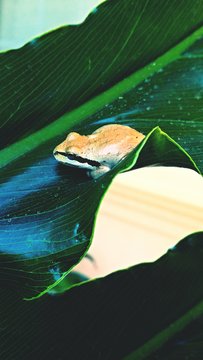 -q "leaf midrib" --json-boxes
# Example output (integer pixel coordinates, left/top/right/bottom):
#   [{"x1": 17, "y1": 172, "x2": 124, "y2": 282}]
[
  {"x1": 124, "y1": 288, "x2": 203, "y2": 360},
  {"x1": 1, "y1": 25, "x2": 203, "y2": 169}
]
